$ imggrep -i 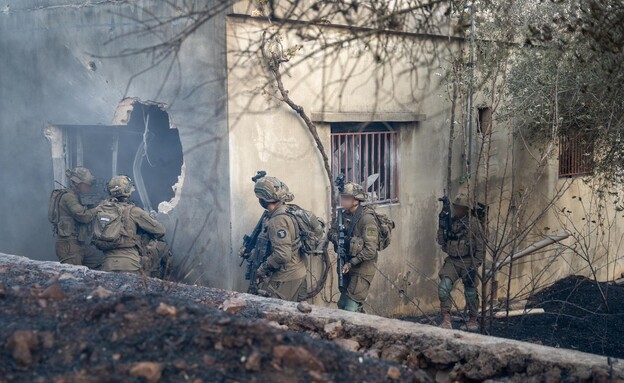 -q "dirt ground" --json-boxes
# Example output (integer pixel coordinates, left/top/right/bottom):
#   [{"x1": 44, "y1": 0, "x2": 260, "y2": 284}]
[
  {"x1": 0, "y1": 265, "x2": 429, "y2": 383},
  {"x1": 490, "y1": 275, "x2": 624, "y2": 359}
]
